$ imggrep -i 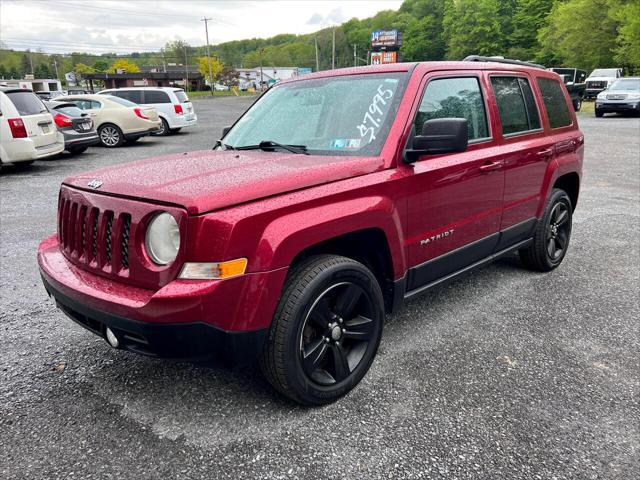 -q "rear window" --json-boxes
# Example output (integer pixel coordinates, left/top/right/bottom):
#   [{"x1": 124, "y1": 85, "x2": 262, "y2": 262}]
[
  {"x1": 143, "y1": 90, "x2": 171, "y2": 104},
  {"x1": 174, "y1": 90, "x2": 189, "y2": 103},
  {"x1": 108, "y1": 96, "x2": 137, "y2": 107},
  {"x1": 536, "y1": 77, "x2": 573, "y2": 129},
  {"x1": 55, "y1": 105, "x2": 85, "y2": 117},
  {"x1": 6, "y1": 91, "x2": 47, "y2": 115}
]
